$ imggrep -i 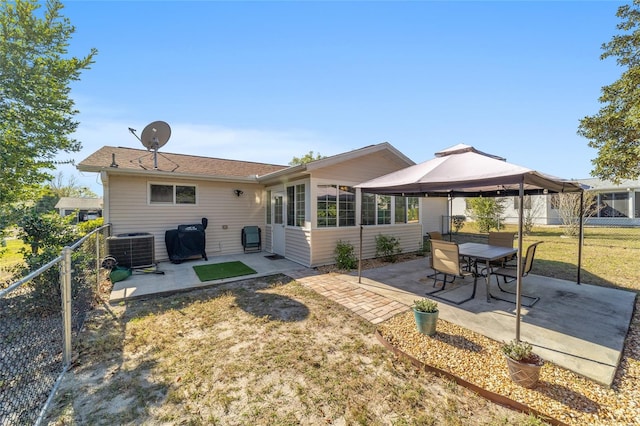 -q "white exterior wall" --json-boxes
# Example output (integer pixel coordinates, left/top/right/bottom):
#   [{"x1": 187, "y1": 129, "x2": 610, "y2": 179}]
[
  {"x1": 421, "y1": 197, "x2": 448, "y2": 235},
  {"x1": 451, "y1": 194, "x2": 561, "y2": 226},
  {"x1": 106, "y1": 174, "x2": 266, "y2": 261}
]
